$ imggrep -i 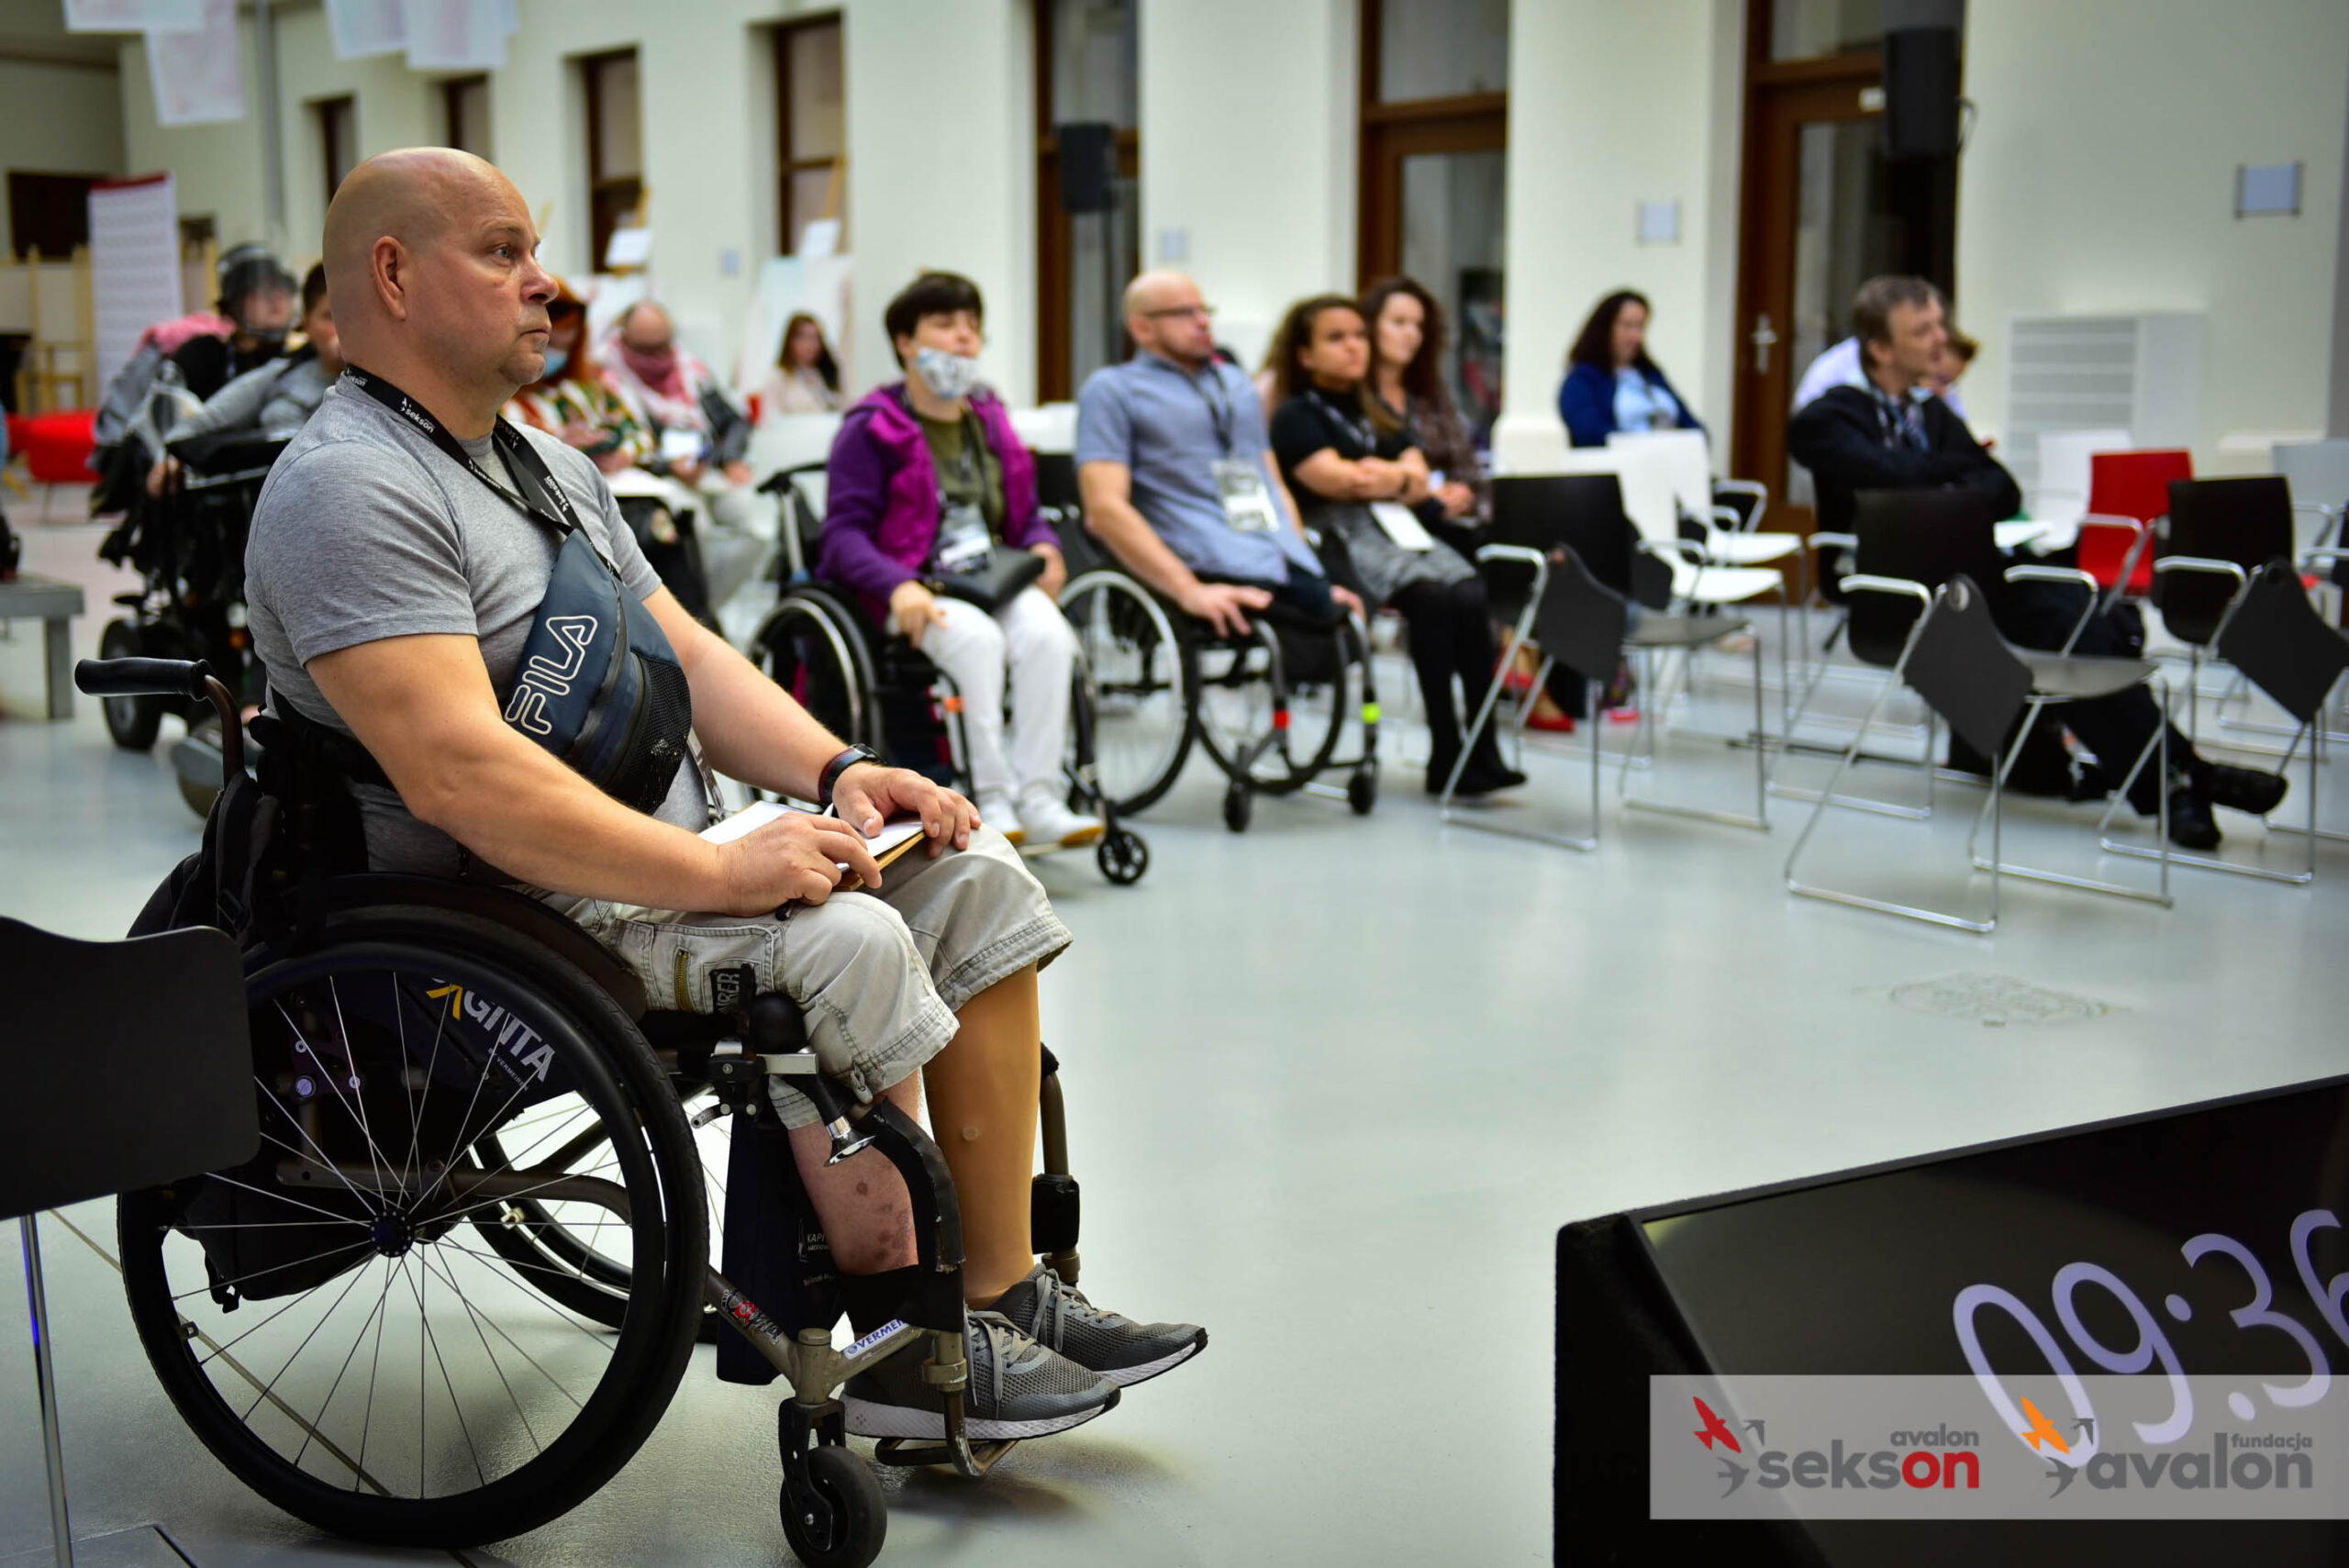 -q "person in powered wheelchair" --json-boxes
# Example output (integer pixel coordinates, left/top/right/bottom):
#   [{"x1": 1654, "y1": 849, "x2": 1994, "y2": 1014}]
[
  {"x1": 125, "y1": 148, "x2": 1205, "y2": 1564},
  {"x1": 1072, "y1": 269, "x2": 1384, "y2": 830},
  {"x1": 818, "y1": 270, "x2": 1103, "y2": 851}
]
